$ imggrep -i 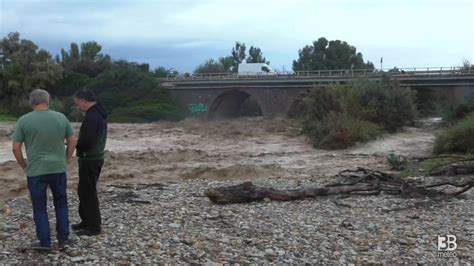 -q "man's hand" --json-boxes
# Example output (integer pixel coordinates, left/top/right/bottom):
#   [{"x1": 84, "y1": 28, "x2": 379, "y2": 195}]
[
  {"x1": 66, "y1": 135, "x2": 77, "y2": 162},
  {"x1": 12, "y1": 142, "x2": 27, "y2": 171}
]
